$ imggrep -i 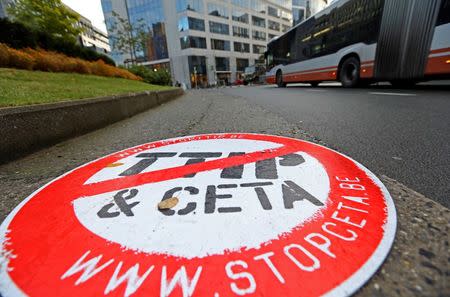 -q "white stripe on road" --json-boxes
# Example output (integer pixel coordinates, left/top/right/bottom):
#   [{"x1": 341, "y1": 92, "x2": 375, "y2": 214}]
[{"x1": 369, "y1": 92, "x2": 416, "y2": 96}]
